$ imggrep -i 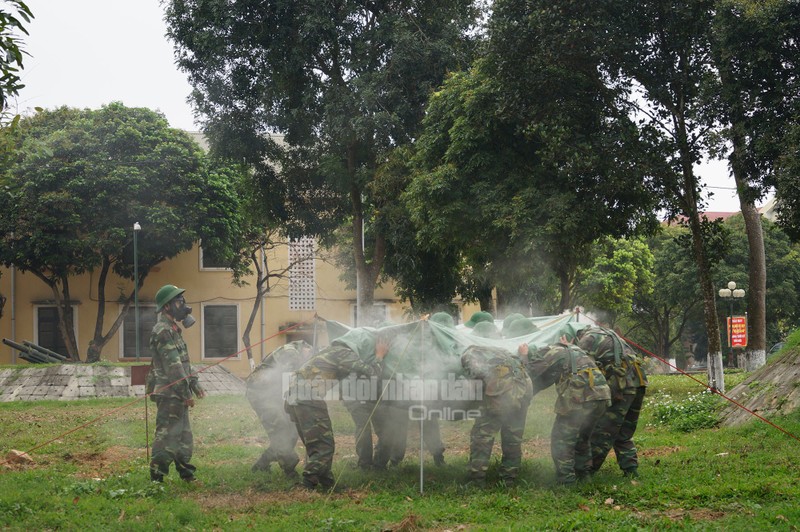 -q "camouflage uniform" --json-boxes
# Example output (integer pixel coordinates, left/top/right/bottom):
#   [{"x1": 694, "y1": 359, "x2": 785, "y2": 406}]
[
  {"x1": 578, "y1": 327, "x2": 648, "y2": 476},
  {"x1": 343, "y1": 394, "x2": 378, "y2": 469},
  {"x1": 284, "y1": 344, "x2": 383, "y2": 489},
  {"x1": 461, "y1": 346, "x2": 533, "y2": 485},
  {"x1": 246, "y1": 340, "x2": 311, "y2": 477},
  {"x1": 528, "y1": 343, "x2": 611, "y2": 485},
  {"x1": 148, "y1": 313, "x2": 205, "y2": 482},
  {"x1": 372, "y1": 401, "x2": 446, "y2": 469}
]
